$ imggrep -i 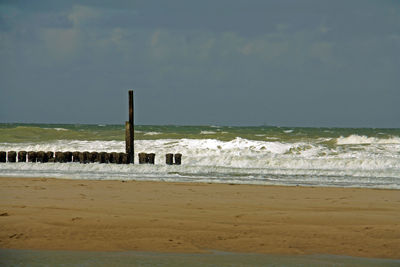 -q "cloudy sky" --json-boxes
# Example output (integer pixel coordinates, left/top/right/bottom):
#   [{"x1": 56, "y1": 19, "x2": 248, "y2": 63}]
[{"x1": 0, "y1": 0, "x2": 399, "y2": 127}]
